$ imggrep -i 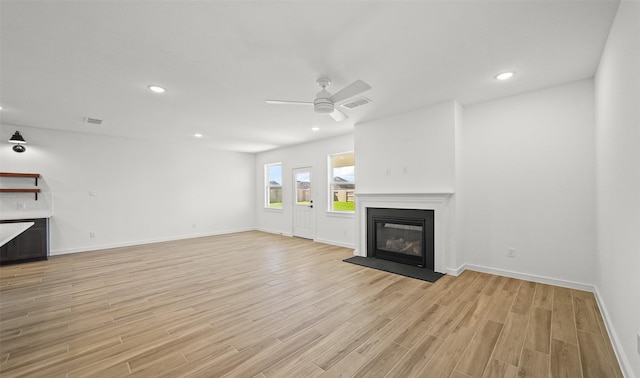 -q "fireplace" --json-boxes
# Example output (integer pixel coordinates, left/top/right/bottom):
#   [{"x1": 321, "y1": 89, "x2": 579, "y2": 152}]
[
  {"x1": 367, "y1": 208, "x2": 435, "y2": 269},
  {"x1": 355, "y1": 193, "x2": 452, "y2": 274}
]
